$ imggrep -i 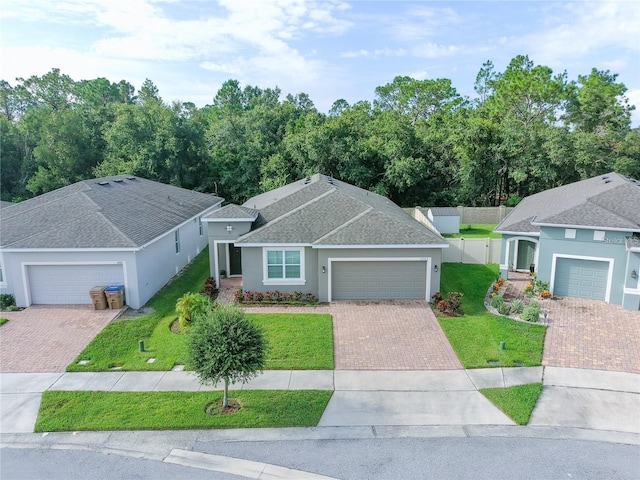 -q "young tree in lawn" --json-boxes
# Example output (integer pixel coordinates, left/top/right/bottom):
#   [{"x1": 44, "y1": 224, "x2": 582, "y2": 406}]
[{"x1": 186, "y1": 304, "x2": 265, "y2": 408}]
